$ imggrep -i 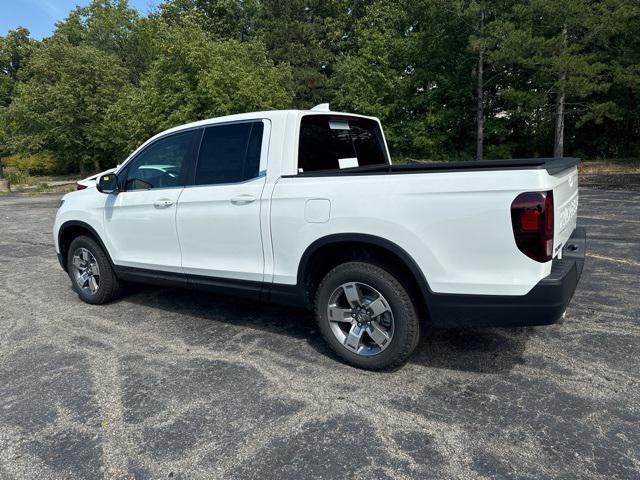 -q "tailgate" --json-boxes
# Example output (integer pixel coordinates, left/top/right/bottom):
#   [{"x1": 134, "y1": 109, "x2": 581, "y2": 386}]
[{"x1": 552, "y1": 166, "x2": 579, "y2": 257}]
